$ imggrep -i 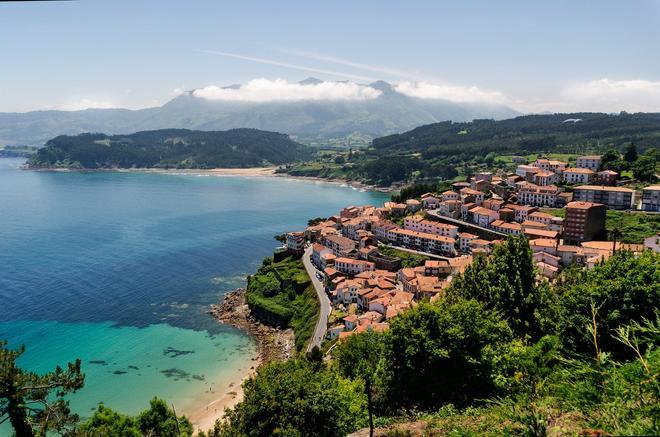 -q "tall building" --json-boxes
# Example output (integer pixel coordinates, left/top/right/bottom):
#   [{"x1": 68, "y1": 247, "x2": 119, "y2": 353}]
[
  {"x1": 573, "y1": 185, "x2": 634, "y2": 210},
  {"x1": 563, "y1": 201, "x2": 606, "y2": 243},
  {"x1": 641, "y1": 185, "x2": 660, "y2": 212}
]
